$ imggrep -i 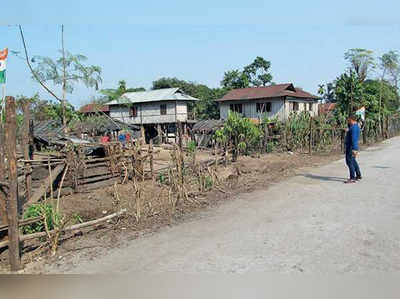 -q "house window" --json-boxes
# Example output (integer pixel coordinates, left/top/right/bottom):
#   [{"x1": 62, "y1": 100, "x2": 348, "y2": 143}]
[
  {"x1": 308, "y1": 103, "x2": 313, "y2": 111},
  {"x1": 256, "y1": 102, "x2": 272, "y2": 113},
  {"x1": 129, "y1": 106, "x2": 137, "y2": 117},
  {"x1": 229, "y1": 103, "x2": 243, "y2": 114},
  {"x1": 291, "y1": 102, "x2": 299, "y2": 111},
  {"x1": 160, "y1": 104, "x2": 167, "y2": 115}
]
